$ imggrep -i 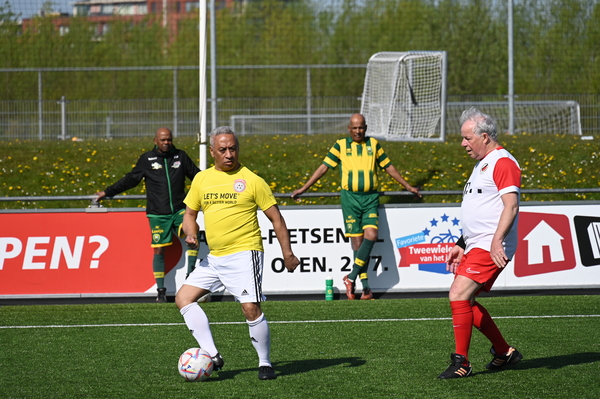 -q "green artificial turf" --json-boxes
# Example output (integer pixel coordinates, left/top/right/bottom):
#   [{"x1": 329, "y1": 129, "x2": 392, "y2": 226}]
[{"x1": 1, "y1": 295, "x2": 599, "y2": 398}]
